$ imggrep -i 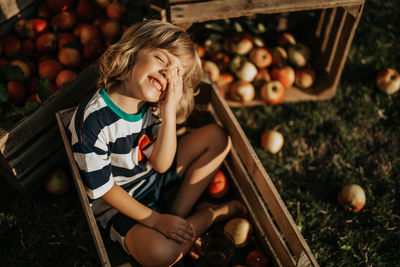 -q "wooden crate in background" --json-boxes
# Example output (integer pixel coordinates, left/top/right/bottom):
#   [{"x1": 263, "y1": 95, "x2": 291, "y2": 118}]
[{"x1": 165, "y1": 0, "x2": 365, "y2": 106}]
